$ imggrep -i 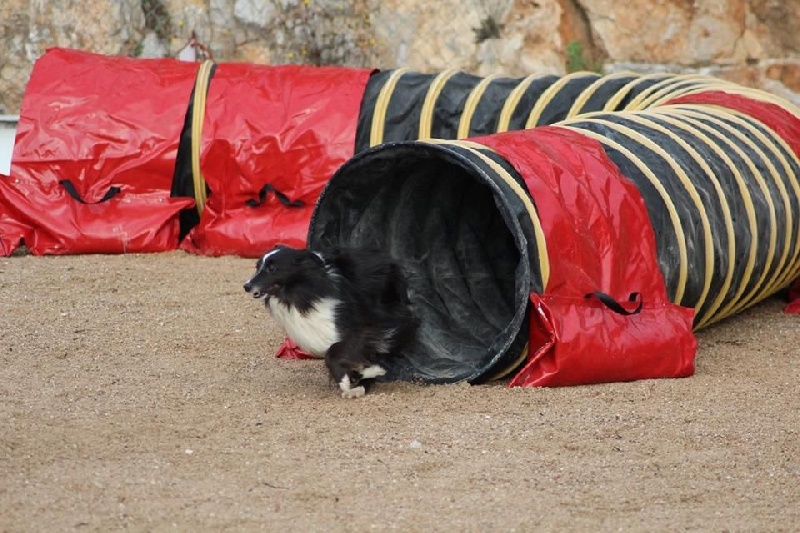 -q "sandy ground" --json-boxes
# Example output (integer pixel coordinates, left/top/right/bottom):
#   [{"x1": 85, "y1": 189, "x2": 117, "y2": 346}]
[{"x1": 0, "y1": 251, "x2": 798, "y2": 532}]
